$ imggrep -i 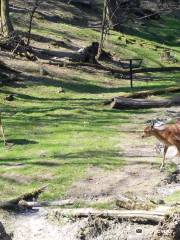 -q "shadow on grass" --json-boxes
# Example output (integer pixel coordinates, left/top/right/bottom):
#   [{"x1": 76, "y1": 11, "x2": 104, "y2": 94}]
[
  {"x1": 2, "y1": 73, "x2": 178, "y2": 97},
  {"x1": 126, "y1": 17, "x2": 180, "y2": 47},
  {"x1": 7, "y1": 139, "x2": 38, "y2": 145},
  {"x1": 11, "y1": 0, "x2": 101, "y2": 28}
]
